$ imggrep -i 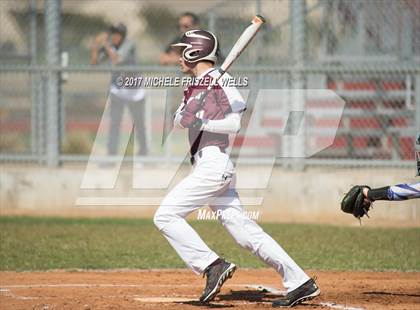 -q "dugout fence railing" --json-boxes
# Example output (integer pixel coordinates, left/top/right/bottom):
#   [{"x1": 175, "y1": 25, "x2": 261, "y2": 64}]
[
  {"x1": 1, "y1": 0, "x2": 419, "y2": 169},
  {"x1": 0, "y1": 65, "x2": 418, "y2": 168}
]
